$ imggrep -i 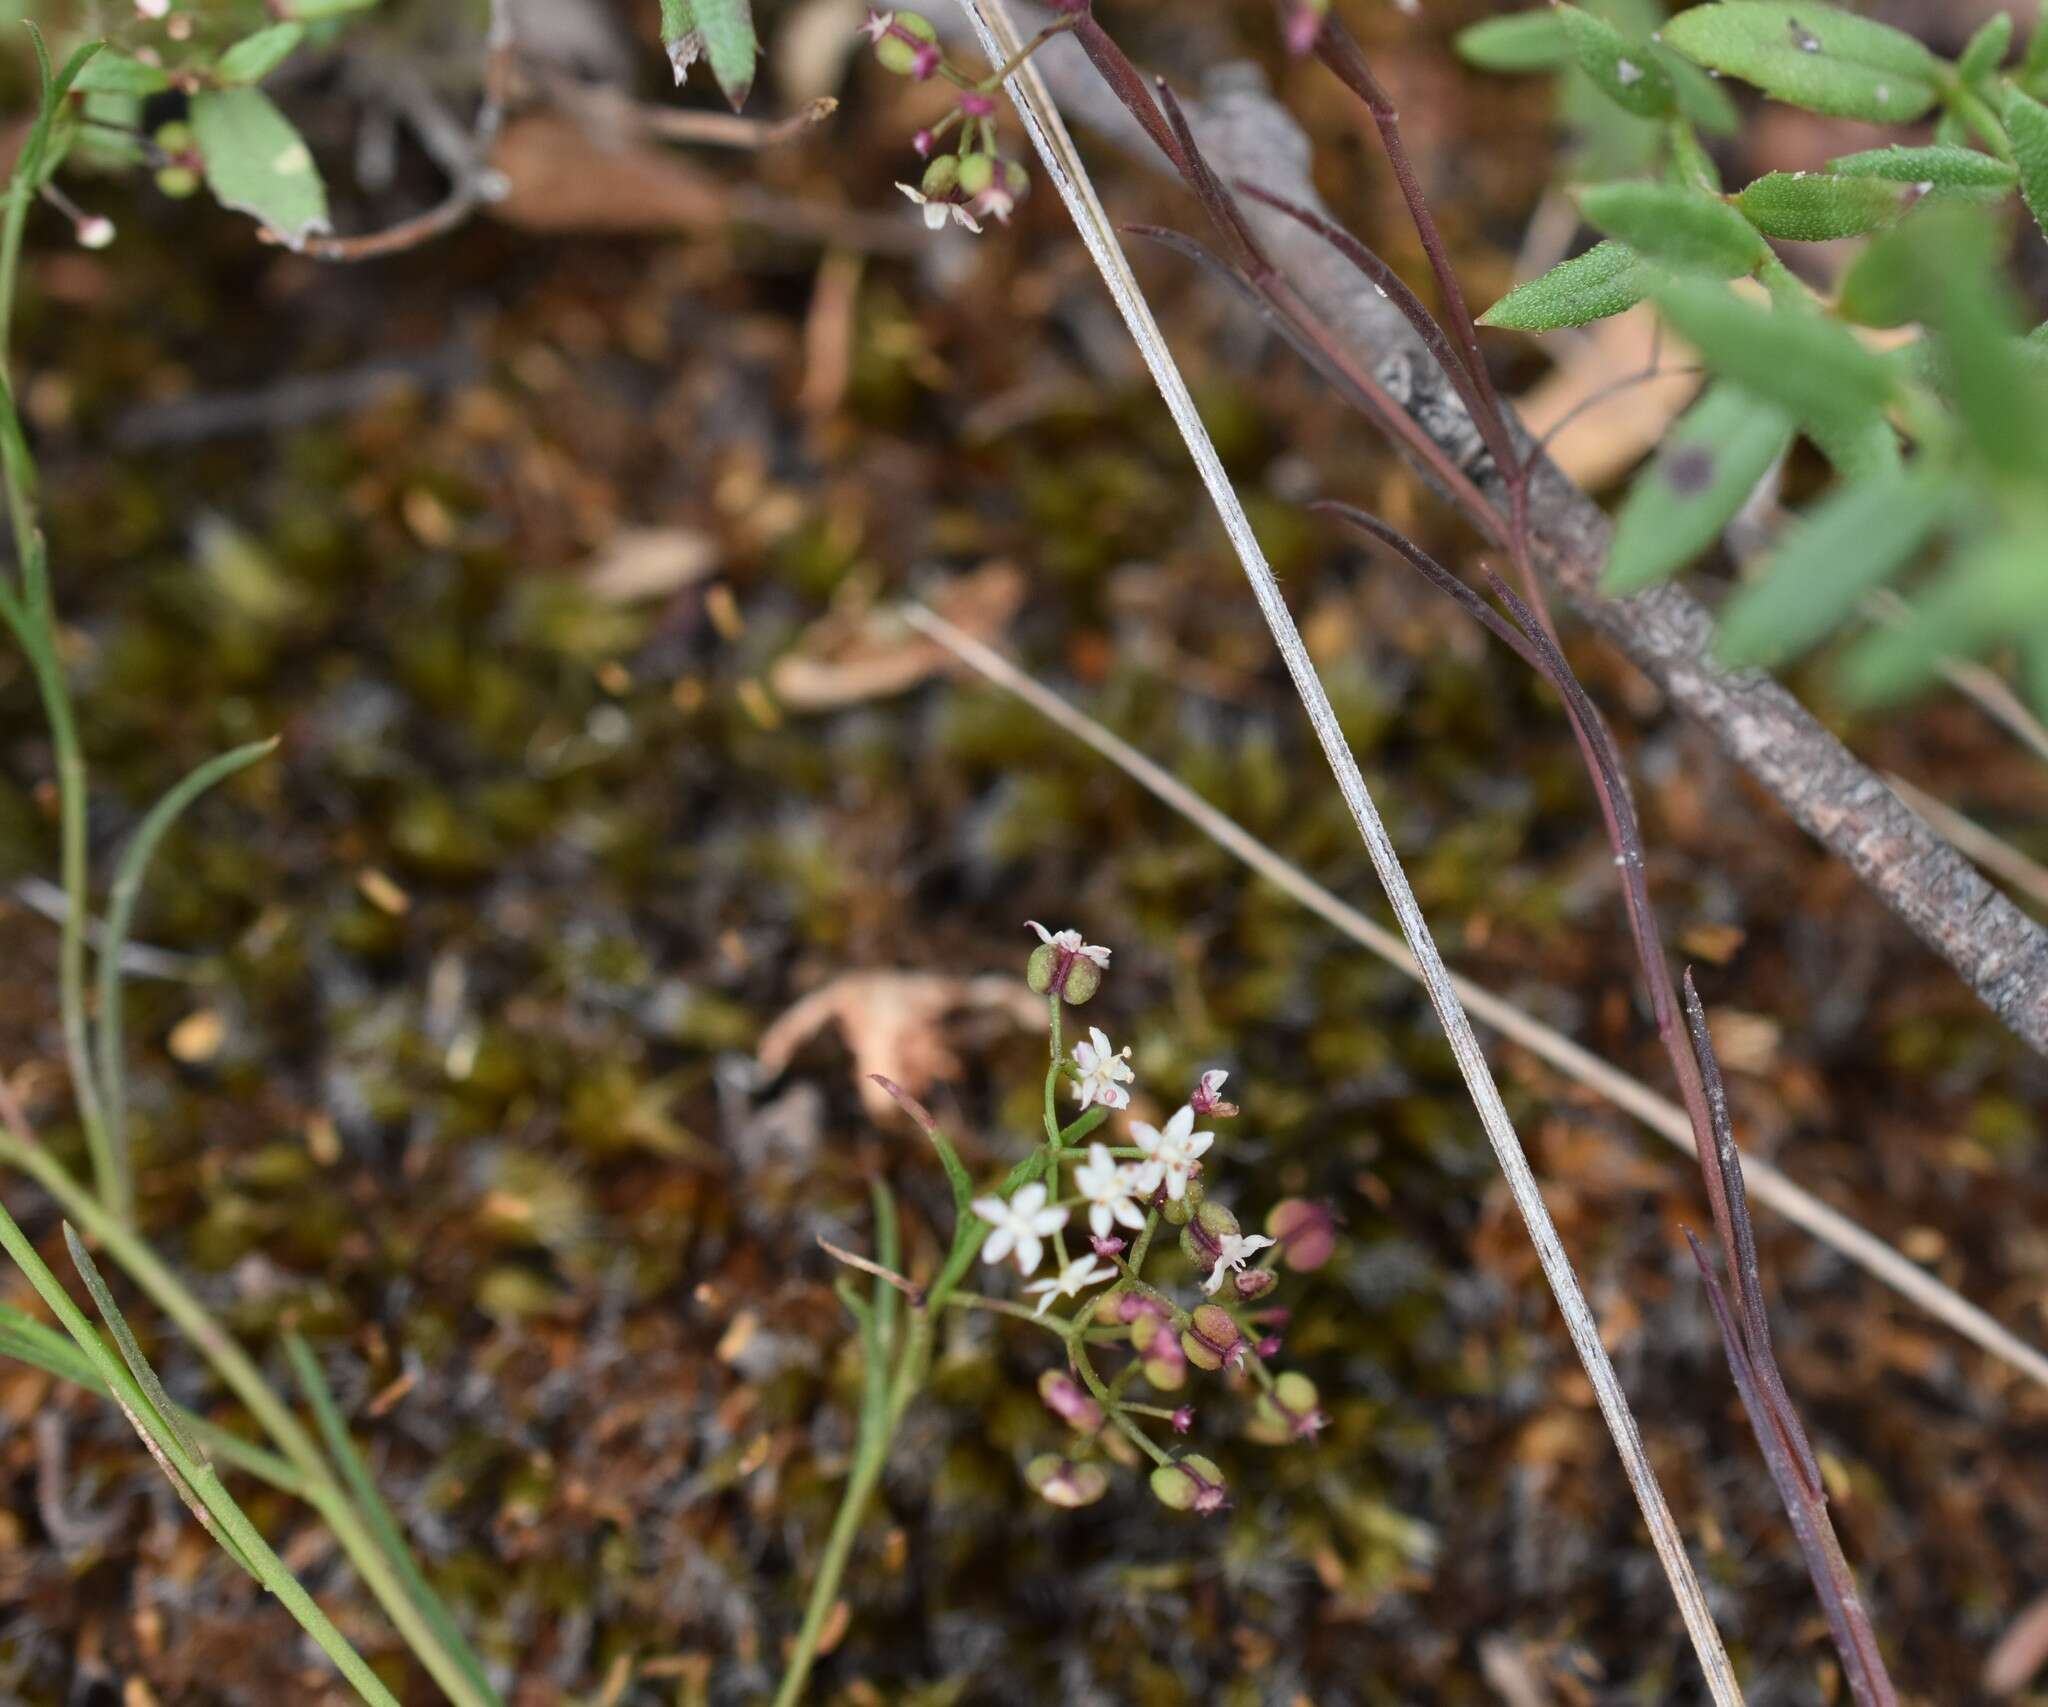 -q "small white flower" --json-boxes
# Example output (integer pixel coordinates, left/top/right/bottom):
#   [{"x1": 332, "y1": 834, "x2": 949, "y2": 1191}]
[
  {"x1": 1129, "y1": 1104, "x2": 1214, "y2": 1202},
  {"x1": 1023, "y1": 1253, "x2": 1117, "y2": 1315},
  {"x1": 1201, "y1": 1232, "x2": 1276, "y2": 1295},
  {"x1": 972, "y1": 183, "x2": 1017, "y2": 225},
  {"x1": 135, "y1": 0, "x2": 170, "y2": 16},
  {"x1": 971, "y1": 1180, "x2": 1067, "y2": 1276},
  {"x1": 896, "y1": 182, "x2": 981, "y2": 234},
  {"x1": 1071, "y1": 1026, "x2": 1134, "y2": 1111},
  {"x1": 1025, "y1": 920, "x2": 1111, "y2": 968},
  {"x1": 1072, "y1": 1141, "x2": 1147, "y2": 1239},
  {"x1": 859, "y1": 8, "x2": 895, "y2": 42}
]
